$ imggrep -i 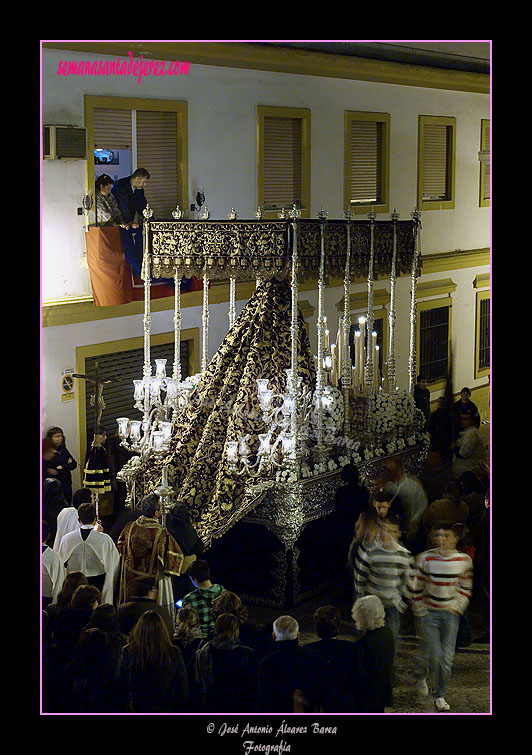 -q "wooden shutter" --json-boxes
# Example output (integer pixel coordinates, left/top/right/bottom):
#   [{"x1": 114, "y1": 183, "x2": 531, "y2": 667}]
[
  {"x1": 263, "y1": 116, "x2": 302, "y2": 209},
  {"x1": 93, "y1": 108, "x2": 132, "y2": 150},
  {"x1": 136, "y1": 110, "x2": 179, "y2": 219},
  {"x1": 481, "y1": 120, "x2": 490, "y2": 201},
  {"x1": 349, "y1": 119, "x2": 382, "y2": 205},
  {"x1": 422, "y1": 124, "x2": 451, "y2": 201}
]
